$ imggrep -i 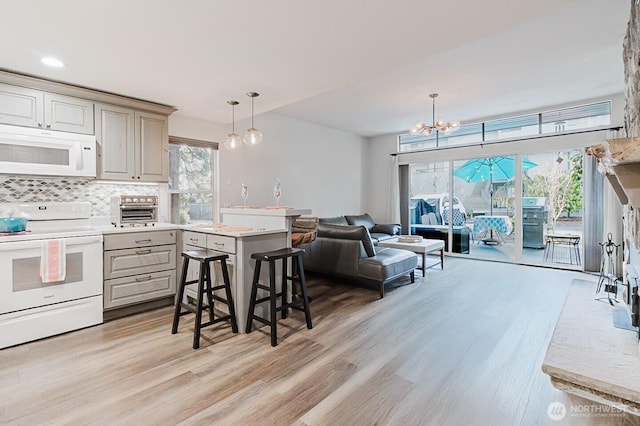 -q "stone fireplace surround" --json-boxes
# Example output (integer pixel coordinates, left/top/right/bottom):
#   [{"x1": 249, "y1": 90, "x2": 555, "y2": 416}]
[{"x1": 543, "y1": 1, "x2": 640, "y2": 416}]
